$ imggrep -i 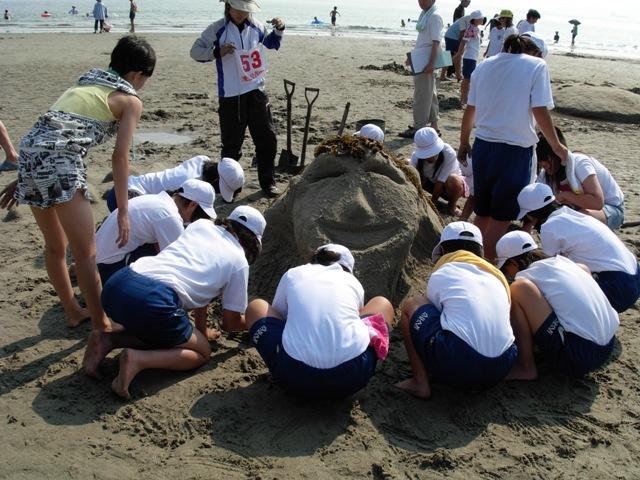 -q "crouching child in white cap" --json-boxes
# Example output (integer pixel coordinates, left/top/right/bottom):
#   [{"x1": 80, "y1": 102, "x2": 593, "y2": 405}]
[
  {"x1": 496, "y1": 231, "x2": 619, "y2": 380},
  {"x1": 517, "y1": 183, "x2": 640, "y2": 313},
  {"x1": 96, "y1": 178, "x2": 217, "y2": 284},
  {"x1": 408, "y1": 127, "x2": 468, "y2": 216},
  {"x1": 83, "y1": 205, "x2": 266, "y2": 399},
  {"x1": 396, "y1": 221, "x2": 516, "y2": 398},
  {"x1": 245, "y1": 244, "x2": 394, "y2": 398},
  {"x1": 106, "y1": 155, "x2": 244, "y2": 211}
]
